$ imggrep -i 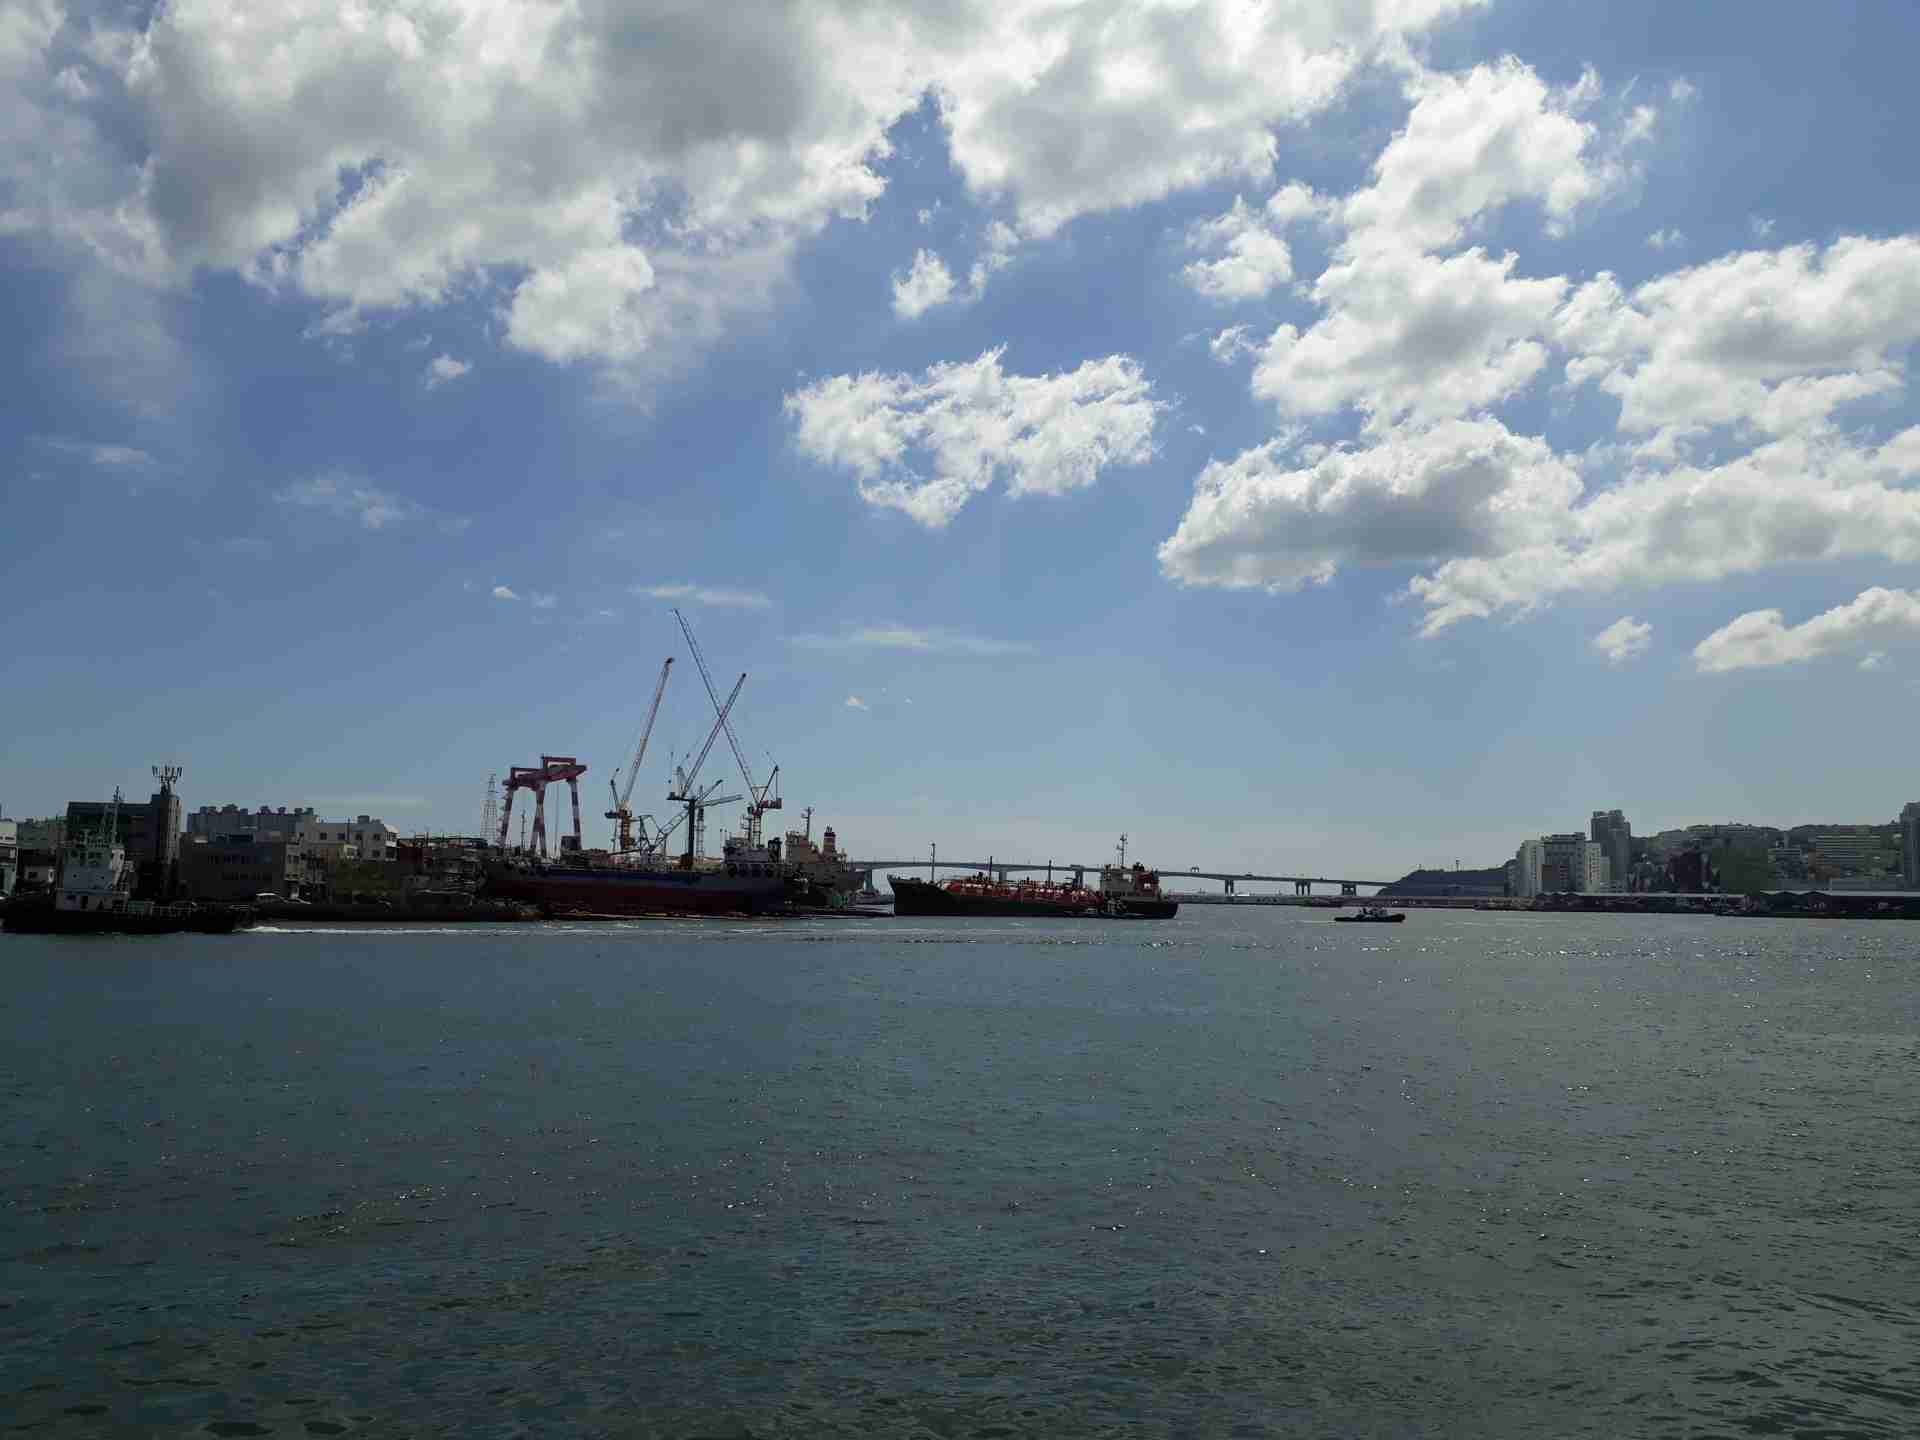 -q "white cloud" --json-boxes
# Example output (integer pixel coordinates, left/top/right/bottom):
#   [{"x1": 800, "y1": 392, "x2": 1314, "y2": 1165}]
[
  {"x1": 892, "y1": 248, "x2": 957, "y2": 319},
  {"x1": 844, "y1": 694, "x2": 869, "y2": 710},
  {"x1": 1241, "y1": 58, "x2": 1652, "y2": 434},
  {"x1": 1339, "y1": 59, "x2": 1641, "y2": 254},
  {"x1": 1750, "y1": 216, "x2": 1777, "y2": 240},
  {"x1": 1859, "y1": 651, "x2": 1886, "y2": 672},
  {"x1": 423, "y1": 353, "x2": 471, "y2": 389},
  {"x1": 1182, "y1": 196, "x2": 1293, "y2": 301},
  {"x1": 1555, "y1": 236, "x2": 1920, "y2": 456},
  {"x1": 1693, "y1": 587, "x2": 1920, "y2": 673},
  {"x1": 1158, "y1": 418, "x2": 1581, "y2": 593},
  {"x1": 1646, "y1": 228, "x2": 1683, "y2": 251},
  {"x1": 793, "y1": 624, "x2": 1031, "y2": 656},
  {"x1": 275, "y1": 472, "x2": 423, "y2": 530},
  {"x1": 1409, "y1": 425, "x2": 1920, "y2": 631},
  {"x1": 786, "y1": 346, "x2": 1158, "y2": 528},
  {"x1": 633, "y1": 583, "x2": 772, "y2": 609},
  {"x1": 3, "y1": 0, "x2": 1484, "y2": 386},
  {"x1": 530, "y1": 592, "x2": 557, "y2": 609},
  {"x1": 492, "y1": 585, "x2": 518, "y2": 601},
  {"x1": 966, "y1": 220, "x2": 1019, "y2": 297},
  {"x1": 1254, "y1": 246, "x2": 1565, "y2": 428},
  {"x1": 1209, "y1": 326, "x2": 1258, "y2": 364},
  {"x1": 1591, "y1": 616, "x2": 1651, "y2": 664}
]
